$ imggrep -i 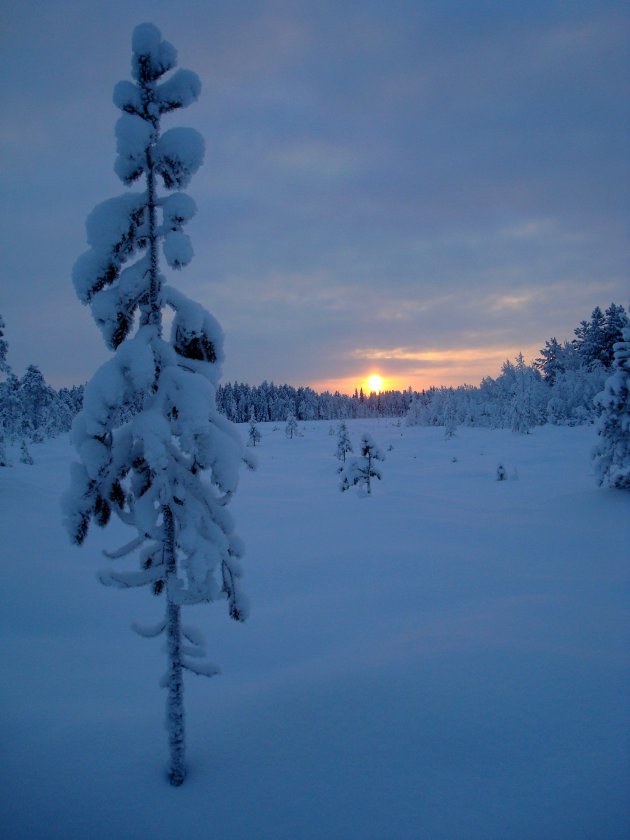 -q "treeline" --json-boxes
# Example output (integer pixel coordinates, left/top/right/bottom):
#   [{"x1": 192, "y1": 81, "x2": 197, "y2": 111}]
[
  {"x1": 408, "y1": 303, "x2": 628, "y2": 432},
  {"x1": 1, "y1": 303, "x2": 627, "y2": 463},
  {"x1": 216, "y1": 381, "x2": 415, "y2": 423}
]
